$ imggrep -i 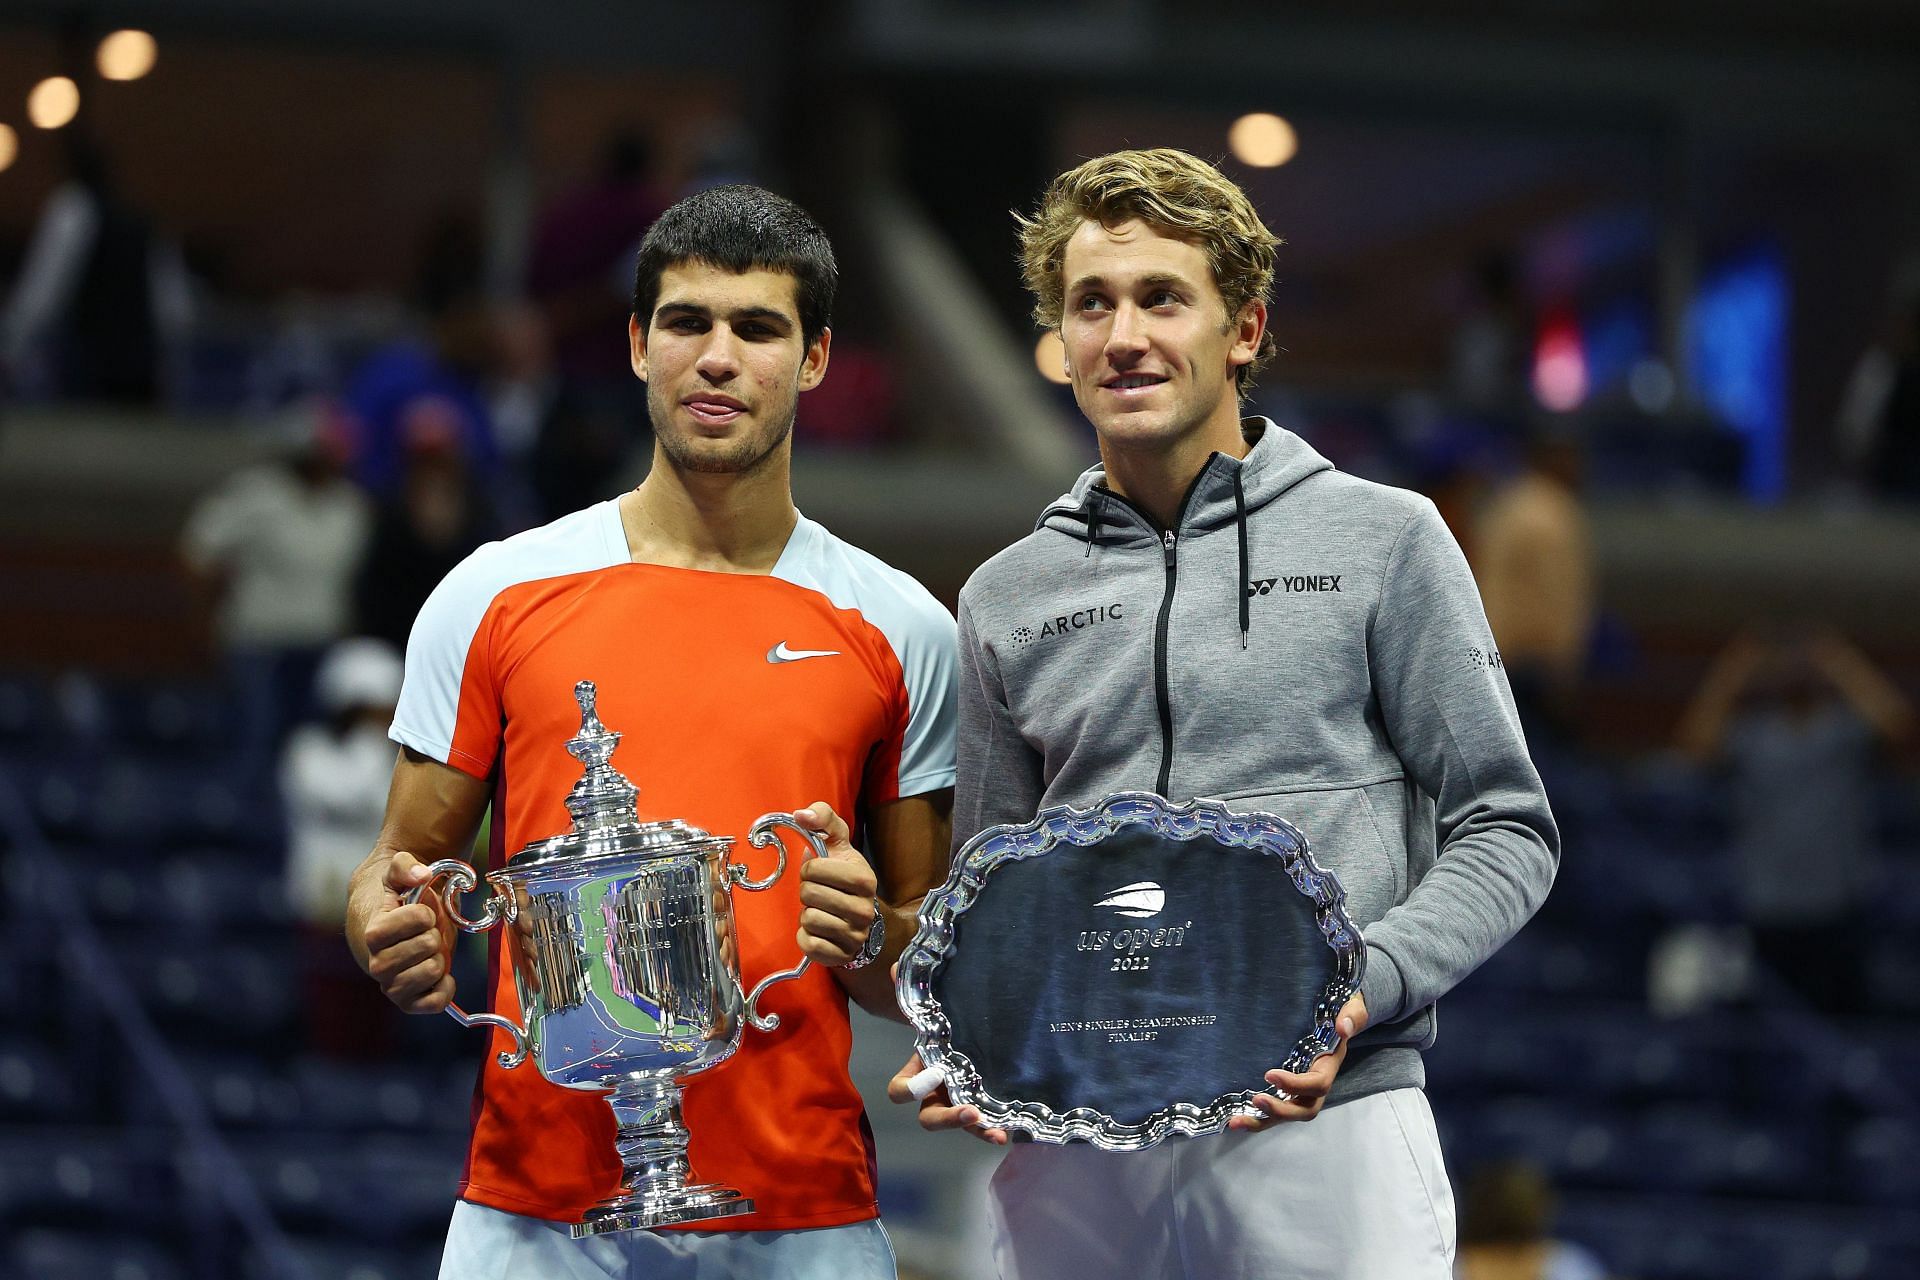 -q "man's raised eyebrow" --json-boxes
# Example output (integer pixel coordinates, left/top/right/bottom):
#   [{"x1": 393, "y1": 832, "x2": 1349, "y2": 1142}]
[{"x1": 1066, "y1": 271, "x2": 1195, "y2": 296}]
